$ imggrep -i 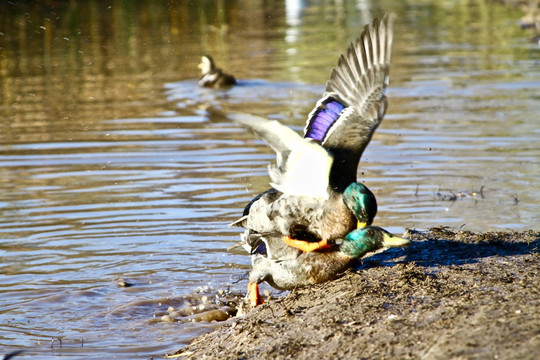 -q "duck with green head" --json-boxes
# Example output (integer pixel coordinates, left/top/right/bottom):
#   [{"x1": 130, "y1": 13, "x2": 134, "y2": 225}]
[
  {"x1": 244, "y1": 225, "x2": 410, "y2": 306},
  {"x1": 279, "y1": 181, "x2": 378, "y2": 250},
  {"x1": 231, "y1": 15, "x2": 394, "y2": 252}
]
